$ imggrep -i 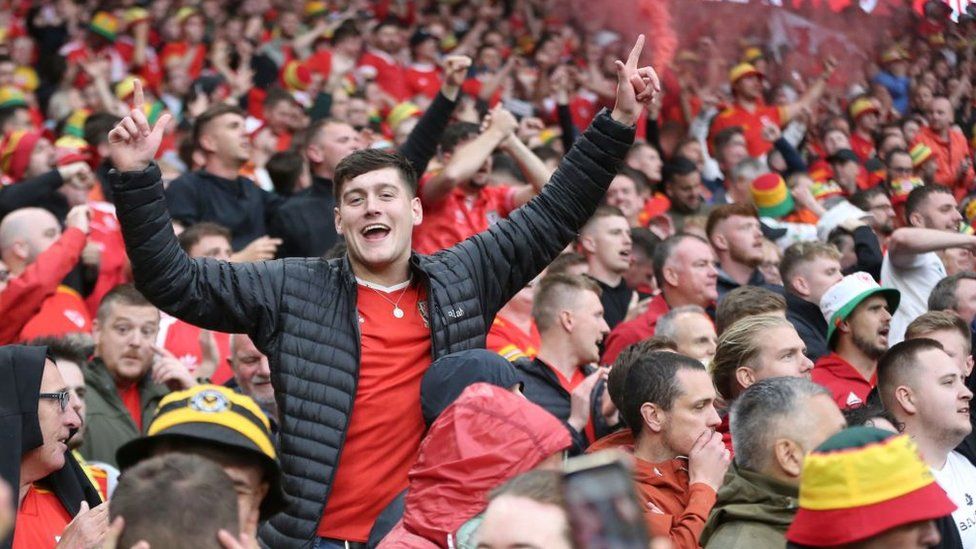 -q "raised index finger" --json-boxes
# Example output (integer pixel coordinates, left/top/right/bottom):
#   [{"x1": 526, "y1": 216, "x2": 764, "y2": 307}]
[
  {"x1": 133, "y1": 79, "x2": 145, "y2": 111},
  {"x1": 626, "y1": 34, "x2": 646, "y2": 69}
]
